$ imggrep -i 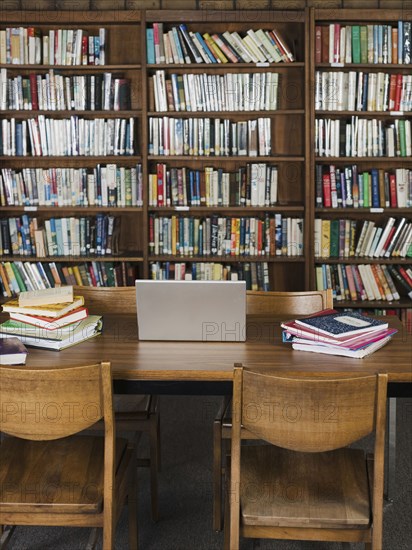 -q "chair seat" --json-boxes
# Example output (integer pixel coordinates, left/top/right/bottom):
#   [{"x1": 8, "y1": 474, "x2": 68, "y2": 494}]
[
  {"x1": 0, "y1": 436, "x2": 128, "y2": 514},
  {"x1": 240, "y1": 445, "x2": 371, "y2": 529}
]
